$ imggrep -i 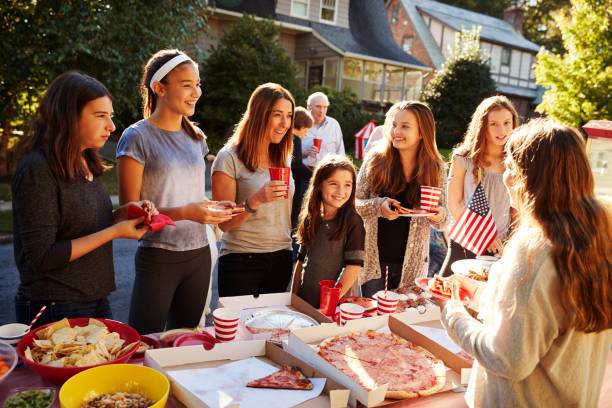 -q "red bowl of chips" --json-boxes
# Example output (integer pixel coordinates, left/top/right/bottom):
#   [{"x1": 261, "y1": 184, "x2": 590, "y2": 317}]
[{"x1": 16, "y1": 318, "x2": 140, "y2": 384}]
